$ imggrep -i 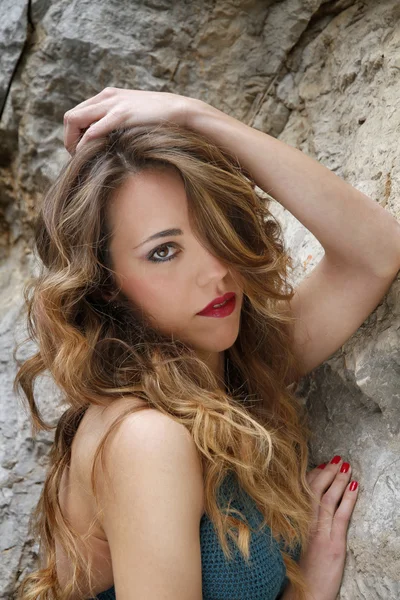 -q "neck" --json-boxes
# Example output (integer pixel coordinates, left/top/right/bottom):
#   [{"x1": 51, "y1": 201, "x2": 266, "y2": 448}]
[{"x1": 195, "y1": 350, "x2": 226, "y2": 391}]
